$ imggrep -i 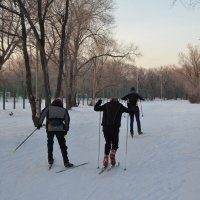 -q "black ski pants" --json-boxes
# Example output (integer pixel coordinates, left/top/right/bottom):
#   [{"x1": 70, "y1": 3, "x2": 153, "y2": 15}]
[
  {"x1": 129, "y1": 106, "x2": 141, "y2": 132},
  {"x1": 103, "y1": 125, "x2": 119, "y2": 155},
  {"x1": 47, "y1": 131, "x2": 69, "y2": 163}
]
